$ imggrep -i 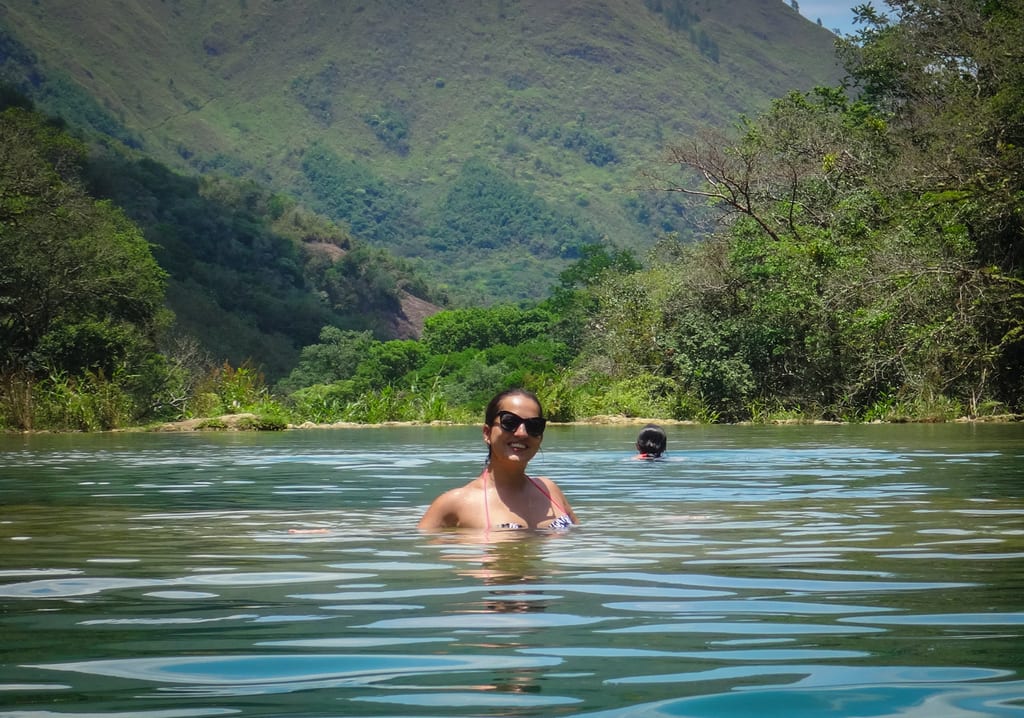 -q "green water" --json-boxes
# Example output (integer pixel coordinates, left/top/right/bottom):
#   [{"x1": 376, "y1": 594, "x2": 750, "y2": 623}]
[{"x1": 1, "y1": 423, "x2": 1022, "y2": 717}]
